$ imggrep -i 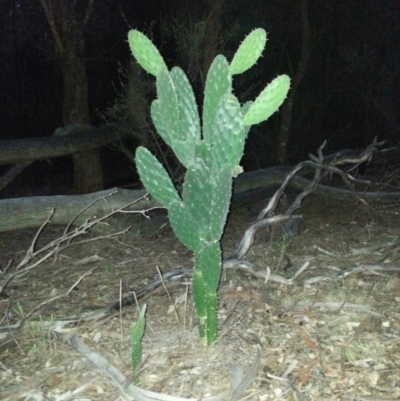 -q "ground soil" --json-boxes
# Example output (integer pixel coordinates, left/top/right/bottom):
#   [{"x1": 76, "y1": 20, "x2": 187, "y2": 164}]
[{"x1": 1, "y1": 193, "x2": 400, "y2": 400}]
